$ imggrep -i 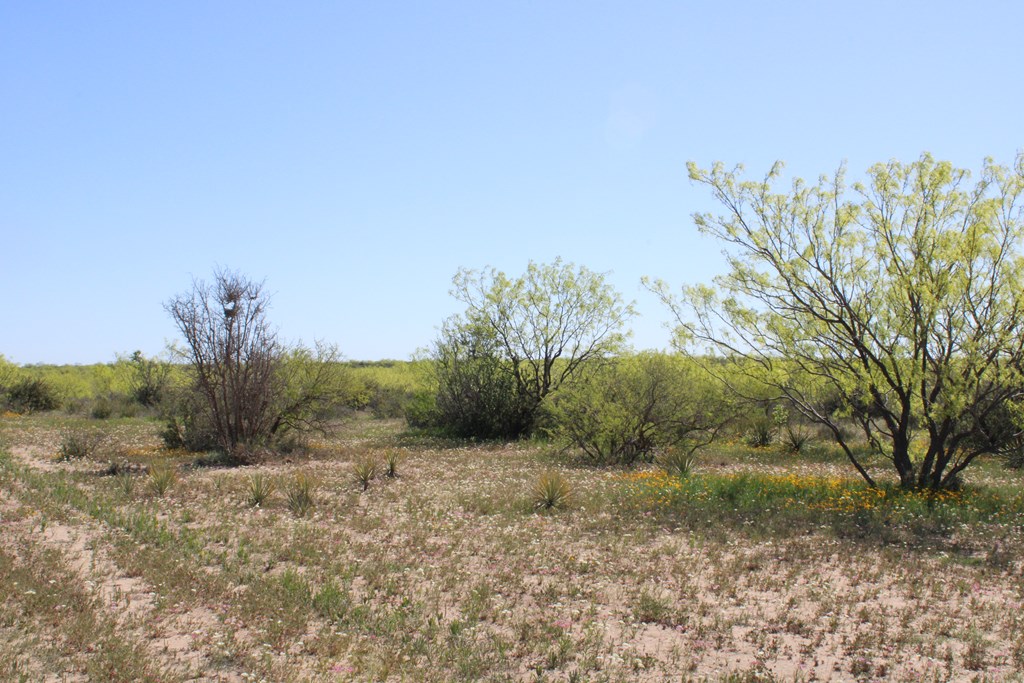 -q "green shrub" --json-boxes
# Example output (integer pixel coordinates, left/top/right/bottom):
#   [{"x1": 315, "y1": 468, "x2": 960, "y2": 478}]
[
  {"x1": 1007, "y1": 449, "x2": 1024, "y2": 470},
  {"x1": 57, "y1": 428, "x2": 106, "y2": 461},
  {"x1": 123, "y1": 351, "x2": 171, "y2": 407},
  {"x1": 426, "y1": 320, "x2": 532, "y2": 439},
  {"x1": 430, "y1": 259, "x2": 634, "y2": 441},
  {"x1": 159, "y1": 389, "x2": 220, "y2": 452},
  {"x1": 6, "y1": 378, "x2": 60, "y2": 413},
  {"x1": 368, "y1": 383, "x2": 412, "y2": 419},
  {"x1": 90, "y1": 397, "x2": 113, "y2": 419},
  {"x1": 0, "y1": 355, "x2": 16, "y2": 394},
  {"x1": 551, "y1": 353, "x2": 735, "y2": 467},
  {"x1": 403, "y1": 389, "x2": 438, "y2": 429}
]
